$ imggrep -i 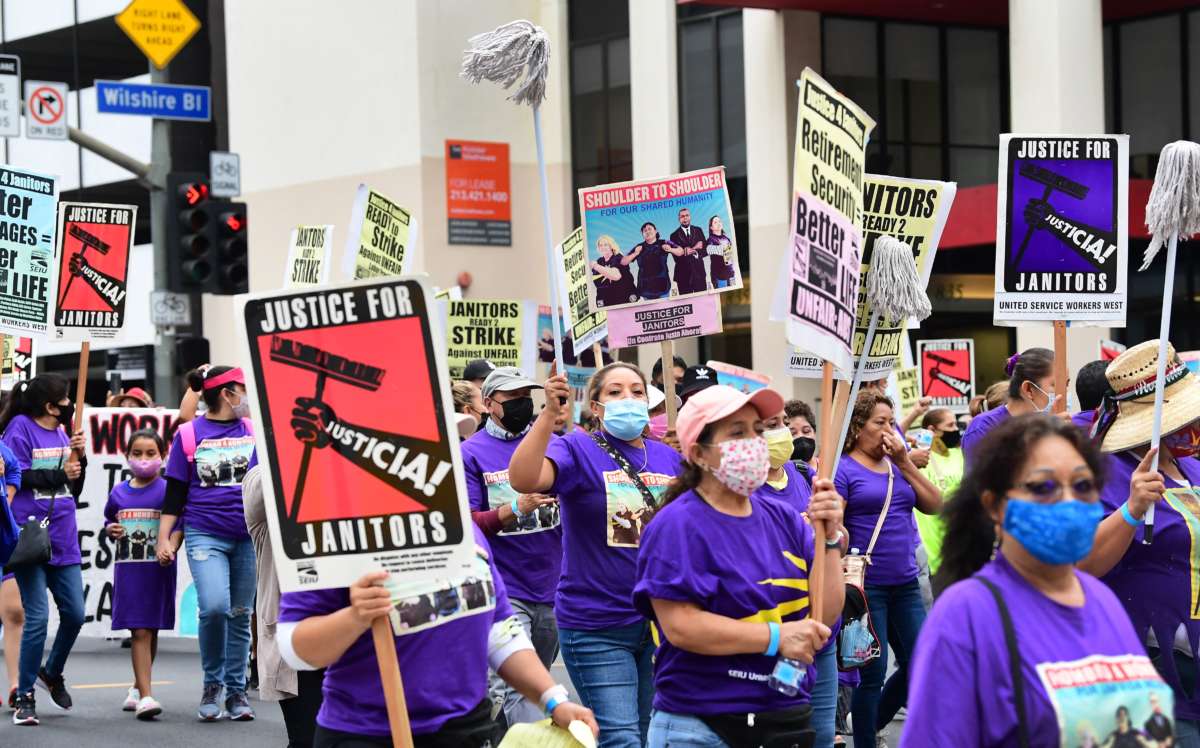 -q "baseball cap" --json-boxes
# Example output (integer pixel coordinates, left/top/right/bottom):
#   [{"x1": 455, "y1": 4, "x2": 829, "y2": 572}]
[
  {"x1": 482, "y1": 367, "x2": 543, "y2": 398},
  {"x1": 123, "y1": 387, "x2": 152, "y2": 406},
  {"x1": 677, "y1": 384, "x2": 786, "y2": 458},
  {"x1": 463, "y1": 359, "x2": 495, "y2": 382},
  {"x1": 678, "y1": 365, "x2": 718, "y2": 401}
]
